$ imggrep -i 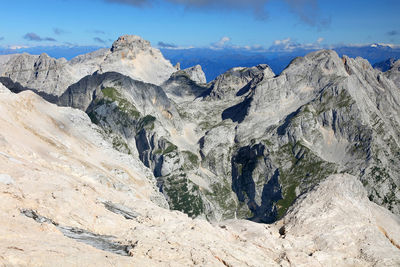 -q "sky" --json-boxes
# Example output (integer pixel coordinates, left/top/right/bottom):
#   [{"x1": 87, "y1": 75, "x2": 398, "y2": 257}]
[{"x1": 0, "y1": 0, "x2": 399, "y2": 51}]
